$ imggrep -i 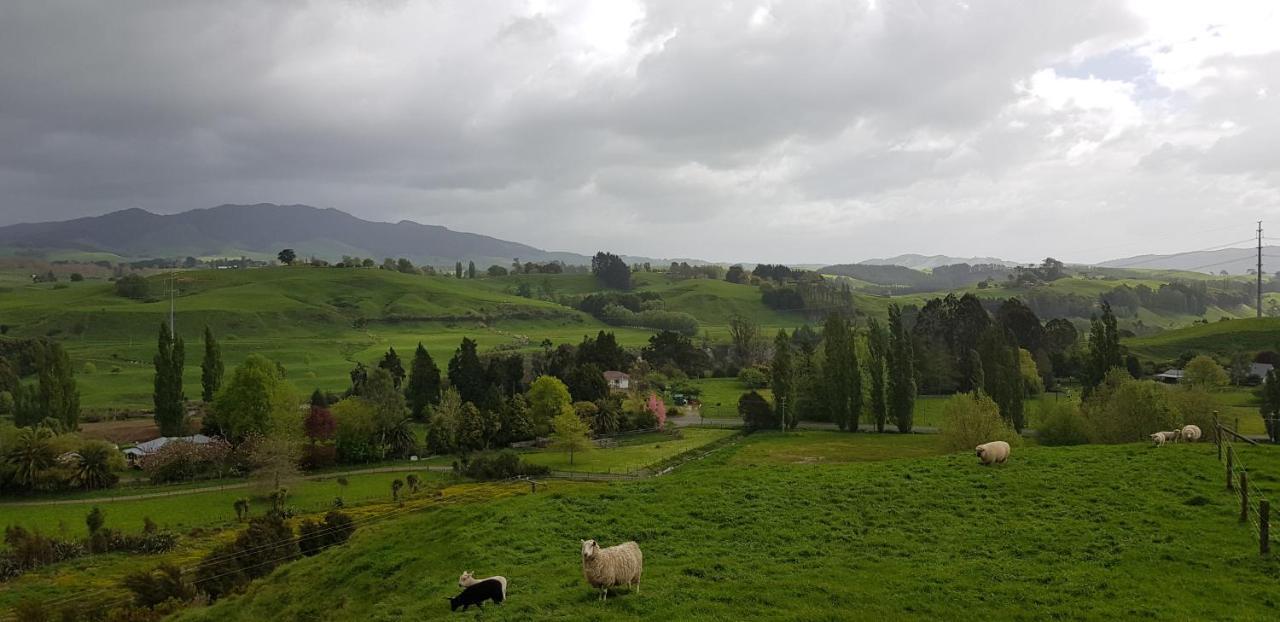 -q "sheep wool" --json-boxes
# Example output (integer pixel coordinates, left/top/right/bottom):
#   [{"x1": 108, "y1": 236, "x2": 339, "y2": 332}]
[
  {"x1": 1181, "y1": 425, "x2": 1202, "y2": 443},
  {"x1": 975, "y1": 441, "x2": 1010, "y2": 465},
  {"x1": 1151, "y1": 430, "x2": 1180, "y2": 446},
  {"x1": 581, "y1": 539, "x2": 643, "y2": 601},
  {"x1": 459, "y1": 571, "x2": 508, "y2": 599}
]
